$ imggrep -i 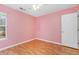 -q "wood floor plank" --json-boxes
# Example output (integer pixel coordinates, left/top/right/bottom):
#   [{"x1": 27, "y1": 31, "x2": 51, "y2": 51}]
[{"x1": 0, "y1": 39, "x2": 79, "y2": 55}]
